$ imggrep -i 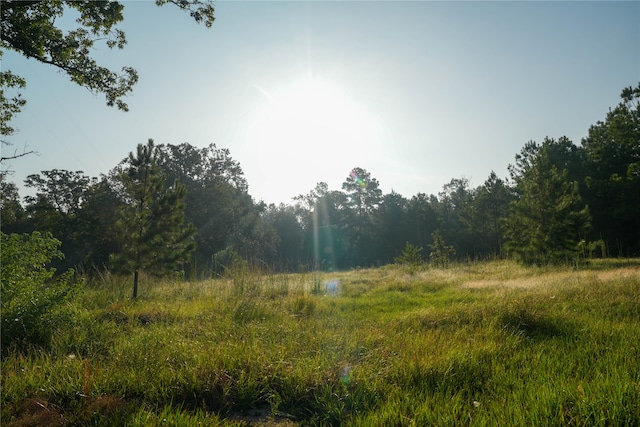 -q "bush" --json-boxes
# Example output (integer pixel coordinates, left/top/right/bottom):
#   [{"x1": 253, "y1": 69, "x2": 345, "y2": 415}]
[
  {"x1": 212, "y1": 246, "x2": 247, "y2": 277},
  {"x1": 1, "y1": 232, "x2": 81, "y2": 353}
]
